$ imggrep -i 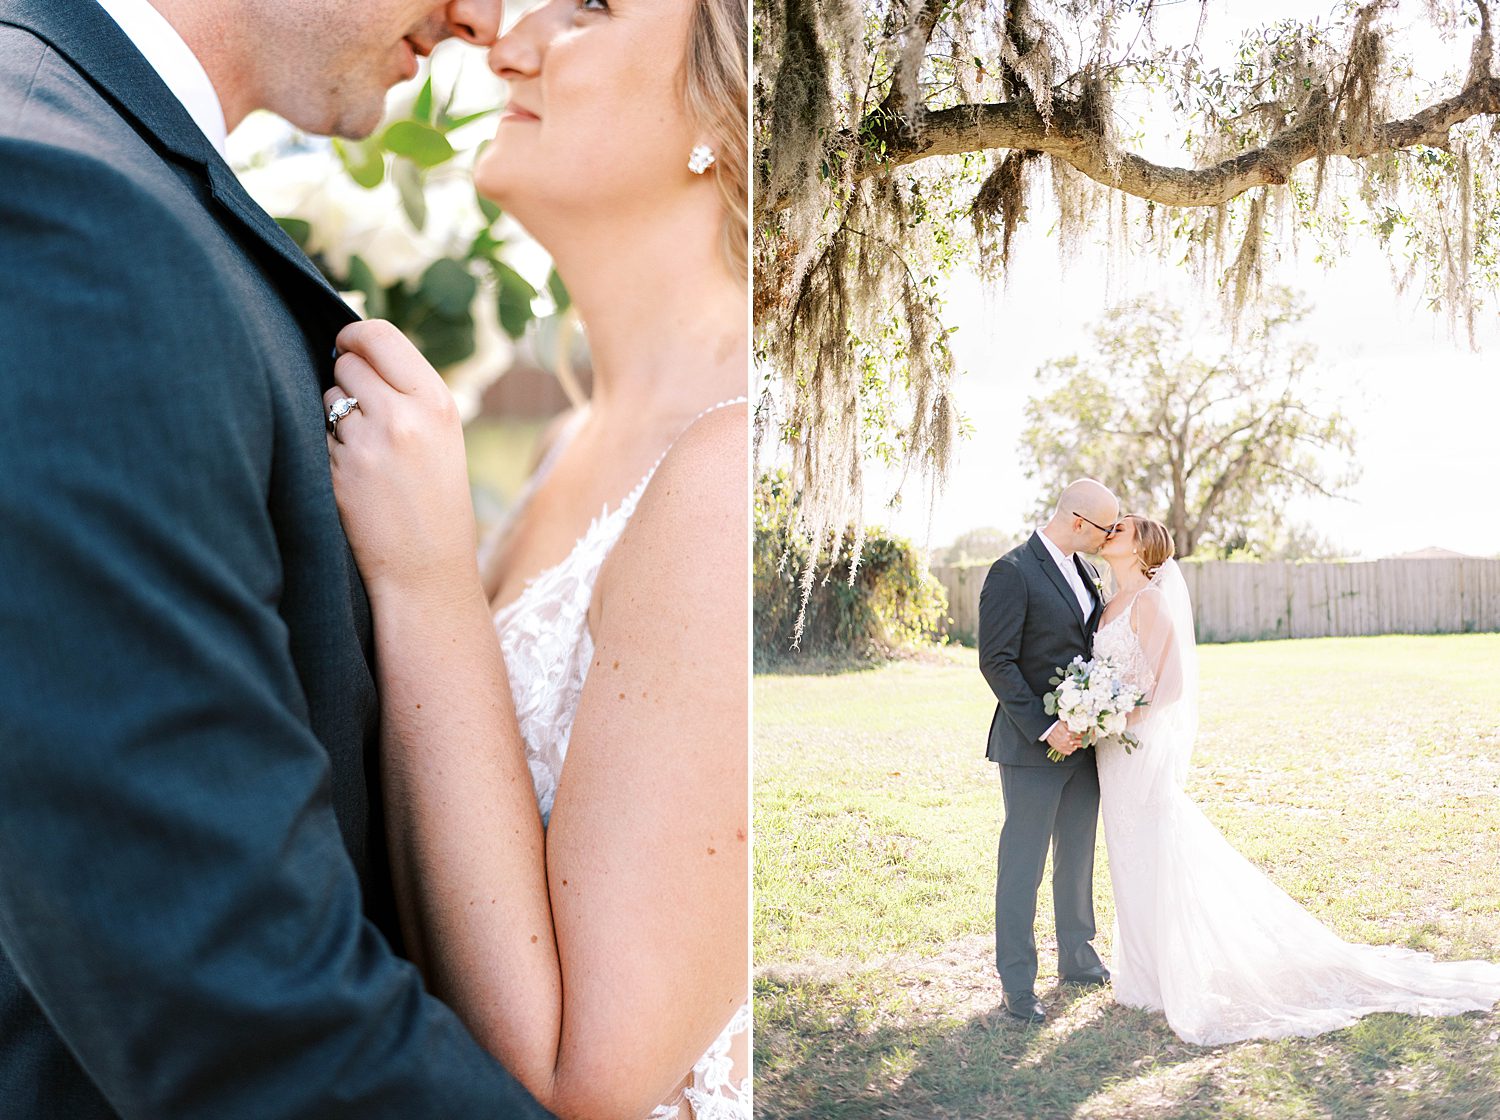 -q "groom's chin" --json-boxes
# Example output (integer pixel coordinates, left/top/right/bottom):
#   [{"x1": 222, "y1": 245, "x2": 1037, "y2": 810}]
[
  {"x1": 320, "y1": 90, "x2": 392, "y2": 142},
  {"x1": 266, "y1": 83, "x2": 388, "y2": 143}
]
